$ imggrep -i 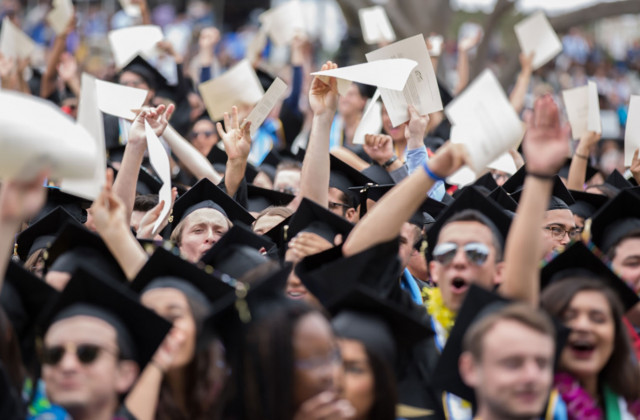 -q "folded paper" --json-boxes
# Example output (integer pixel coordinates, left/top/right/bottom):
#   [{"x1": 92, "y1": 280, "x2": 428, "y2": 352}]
[
  {"x1": 95, "y1": 79, "x2": 148, "y2": 120},
  {"x1": 514, "y1": 11, "x2": 562, "y2": 70},
  {"x1": 353, "y1": 89, "x2": 383, "y2": 145},
  {"x1": 358, "y1": 6, "x2": 396, "y2": 45},
  {"x1": 0, "y1": 17, "x2": 36, "y2": 60}
]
